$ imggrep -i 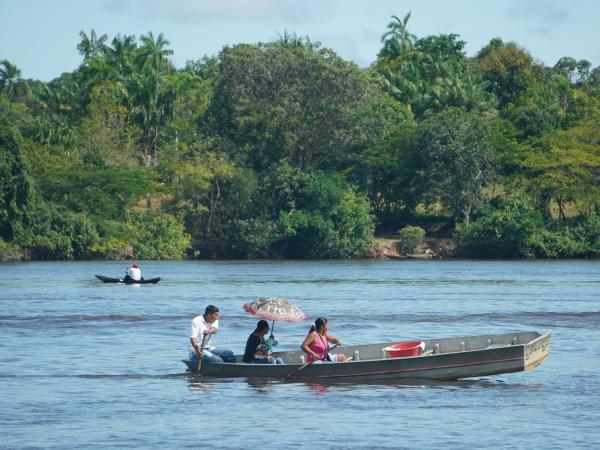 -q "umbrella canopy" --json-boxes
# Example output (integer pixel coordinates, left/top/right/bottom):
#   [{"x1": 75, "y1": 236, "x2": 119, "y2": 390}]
[{"x1": 243, "y1": 296, "x2": 306, "y2": 322}]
